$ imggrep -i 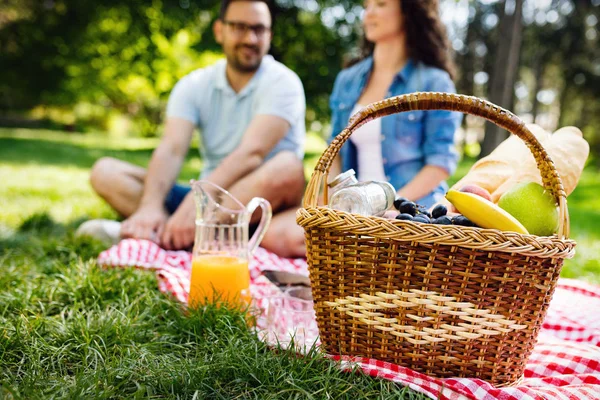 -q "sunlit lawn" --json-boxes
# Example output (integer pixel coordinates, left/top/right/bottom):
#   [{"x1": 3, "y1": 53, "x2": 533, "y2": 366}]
[
  {"x1": 0, "y1": 128, "x2": 328, "y2": 228},
  {"x1": 1, "y1": 127, "x2": 598, "y2": 398}
]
